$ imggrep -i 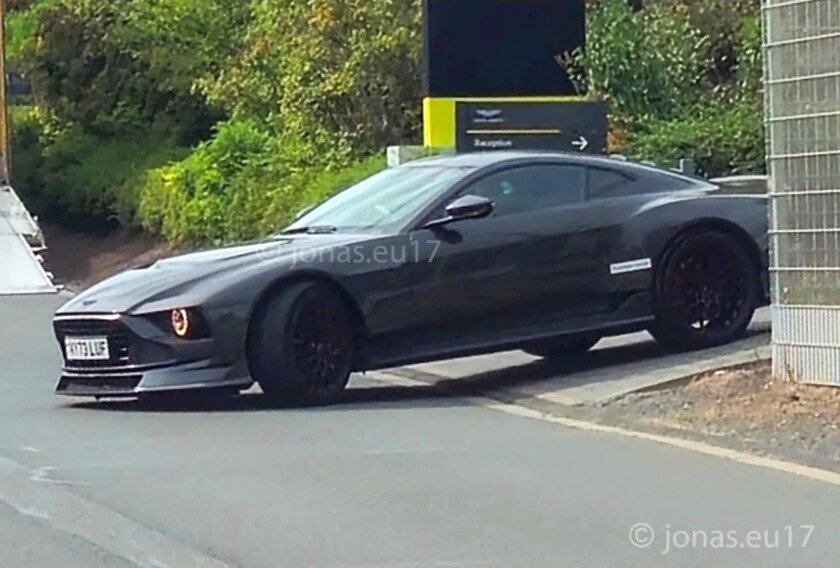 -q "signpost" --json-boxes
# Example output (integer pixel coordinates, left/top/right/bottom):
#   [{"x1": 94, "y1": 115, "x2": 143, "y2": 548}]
[
  {"x1": 422, "y1": 0, "x2": 606, "y2": 155},
  {"x1": 455, "y1": 100, "x2": 607, "y2": 154}
]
